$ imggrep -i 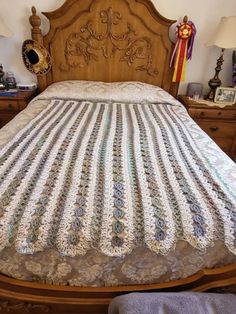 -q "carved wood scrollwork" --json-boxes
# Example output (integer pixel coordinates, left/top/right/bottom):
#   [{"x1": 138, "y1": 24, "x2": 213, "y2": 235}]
[
  {"x1": 60, "y1": 7, "x2": 158, "y2": 77},
  {"x1": 0, "y1": 300, "x2": 50, "y2": 313}
]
